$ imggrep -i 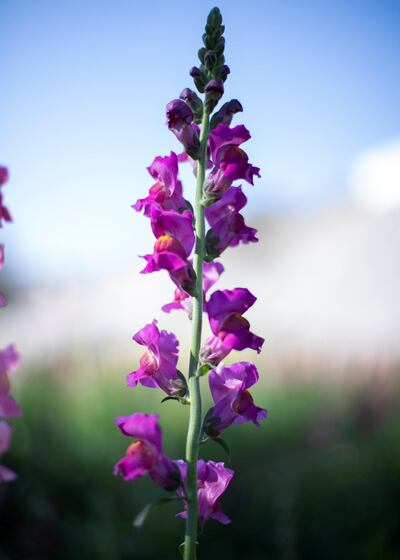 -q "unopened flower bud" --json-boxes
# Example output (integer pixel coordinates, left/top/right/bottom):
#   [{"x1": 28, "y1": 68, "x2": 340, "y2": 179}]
[
  {"x1": 189, "y1": 66, "x2": 206, "y2": 93},
  {"x1": 179, "y1": 88, "x2": 203, "y2": 123},
  {"x1": 216, "y1": 64, "x2": 230, "y2": 81},
  {"x1": 204, "y1": 50, "x2": 217, "y2": 70},
  {"x1": 204, "y1": 78, "x2": 224, "y2": 113},
  {"x1": 166, "y1": 99, "x2": 200, "y2": 158},
  {"x1": 210, "y1": 98, "x2": 243, "y2": 129}
]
